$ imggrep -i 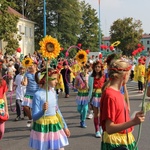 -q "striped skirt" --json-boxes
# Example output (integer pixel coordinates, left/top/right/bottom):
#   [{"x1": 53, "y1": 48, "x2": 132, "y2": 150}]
[
  {"x1": 91, "y1": 89, "x2": 101, "y2": 107},
  {"x1": 101, "y1": 132, "x2": 138, "y2": 150},
  {"x1": 29, "y1": 115, "x2": 69, "y2": 150},
  {"x1": 22, "y1": 95, "x2": 33, "y2": 108},
  {"x1": 76, "y1": 90, "x2": 89, "y2": 105}
]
